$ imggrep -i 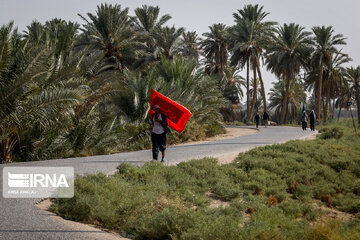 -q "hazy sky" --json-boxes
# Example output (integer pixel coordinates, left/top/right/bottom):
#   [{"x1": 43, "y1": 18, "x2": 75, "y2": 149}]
[{"x1": 1, "y1": 0, "x2": 359, "y2": 93}]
